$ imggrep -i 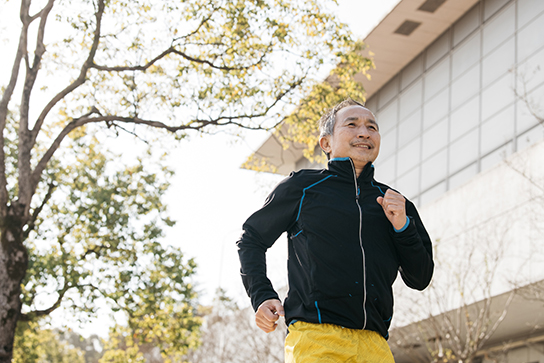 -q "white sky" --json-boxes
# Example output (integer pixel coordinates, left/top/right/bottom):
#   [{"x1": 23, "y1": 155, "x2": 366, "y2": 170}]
[{"x1": 0, "y1": 0, "x2": 401, "y2": 337}]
